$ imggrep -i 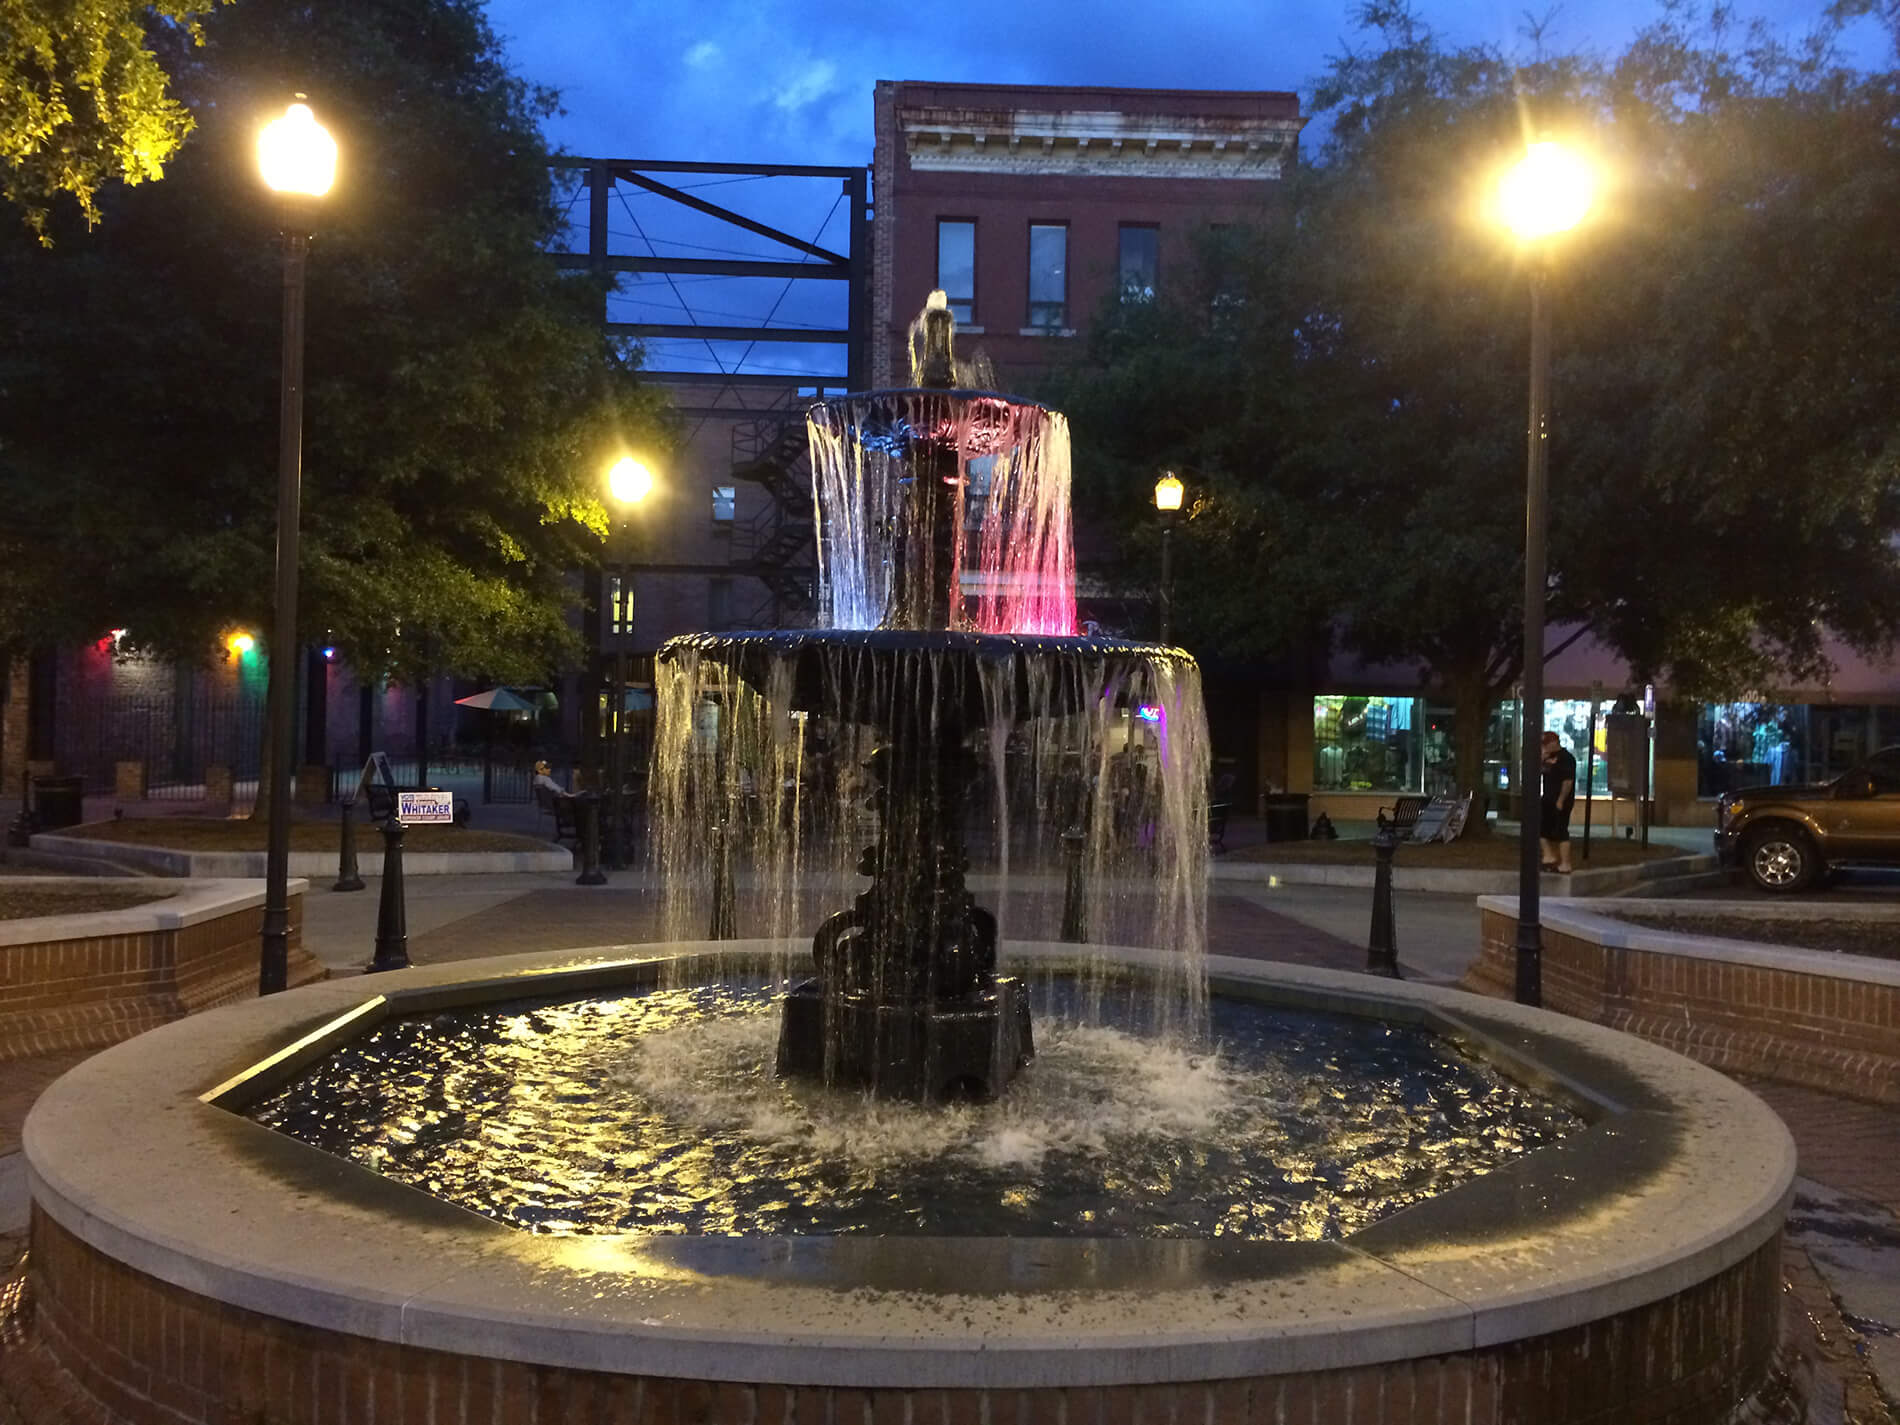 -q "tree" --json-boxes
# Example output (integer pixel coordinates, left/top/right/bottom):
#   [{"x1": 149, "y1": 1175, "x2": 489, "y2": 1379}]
[
  {"x1": 1049, "y1": 219, "x2": 1339, "y2": 668},
  {"x1": 1, "y1": 0, "x2": 217, "y2": 241},
  {"x1": 0, "y1": 0, "x2": 670, "y2": 691},
  {"x1": 1054, "y1": 1, "x2": 1900, "y2": 803}
]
